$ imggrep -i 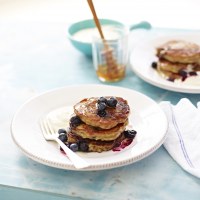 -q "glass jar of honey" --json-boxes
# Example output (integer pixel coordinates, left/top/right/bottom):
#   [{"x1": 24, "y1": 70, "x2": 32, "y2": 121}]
[{"x1": 92, "y1": 26, "x2": 129, "y2": 82}]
